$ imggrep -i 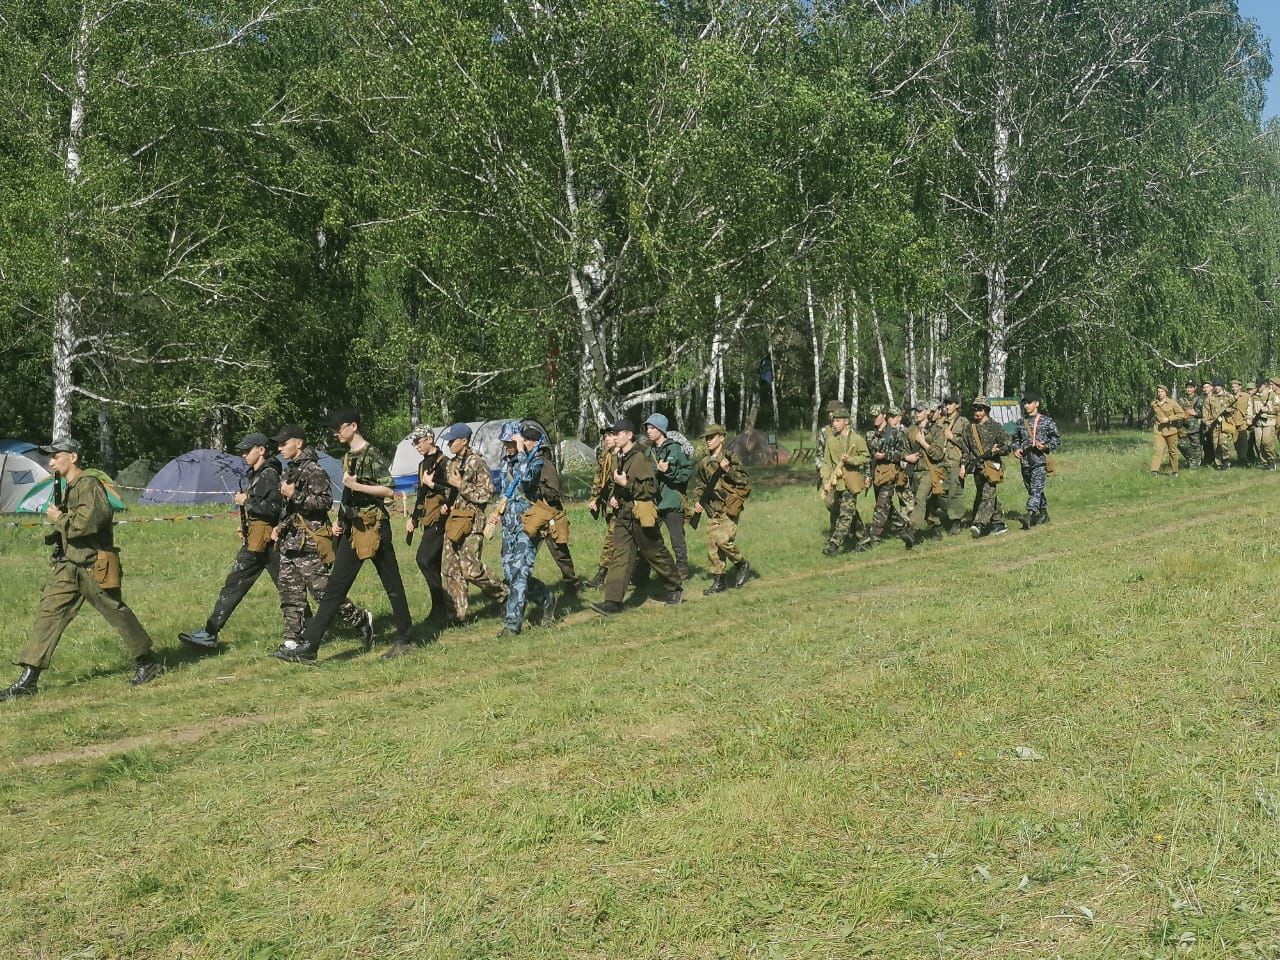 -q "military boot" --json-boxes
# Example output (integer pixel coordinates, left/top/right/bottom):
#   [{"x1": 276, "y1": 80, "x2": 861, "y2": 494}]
[
  {"x1": 590, "y1": 600, "x2": 625, "y2": 616},
  {"x1": 1038, "y1": 509, "x2": 1050, "y2": 524},
  {"x1": 822, "y1": 542, "x2": 839, "y2": 557},
  {"x1": 583, "y1": 566, "x2": 608, "y2": 589},
  {"x1": 0, "y1": 666, "x2": 40, "y2": 701},
  {"x1": 273, "y1": 640, "x2": 318, "y2": 663},
  {"x1": 731, "y1": 560, "x2": 753, "y2": 588},
  {"x1": 901, "y1": 529, "x2": 916, "y2": 550},
  {"x1": 1019, "y1": 513, "x2": 1033, "y2": 530},
  {"x1": 130, "y1": 659, "x2": 166, "y2": 687},
  {"x1": 703, "y1": 575, "x2": 728, "y2": 595}
]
